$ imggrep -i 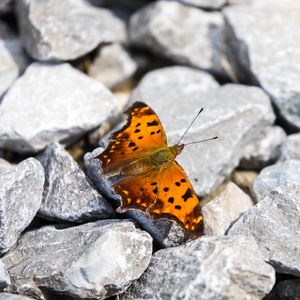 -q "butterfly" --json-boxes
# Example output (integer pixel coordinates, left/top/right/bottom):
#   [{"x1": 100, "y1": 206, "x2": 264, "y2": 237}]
[{"x1": 96, "y1": 102, "x2": 215, "y2": 238}]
